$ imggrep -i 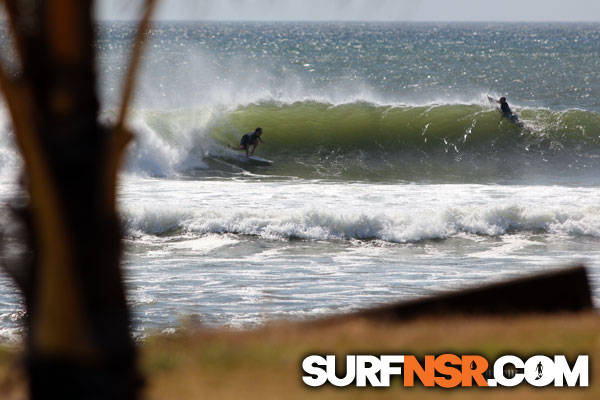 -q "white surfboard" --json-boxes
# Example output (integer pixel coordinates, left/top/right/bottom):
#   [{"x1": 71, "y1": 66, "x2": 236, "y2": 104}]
[{"x1": 247, "y1": 155, "x2": 273, "y2": 165}]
